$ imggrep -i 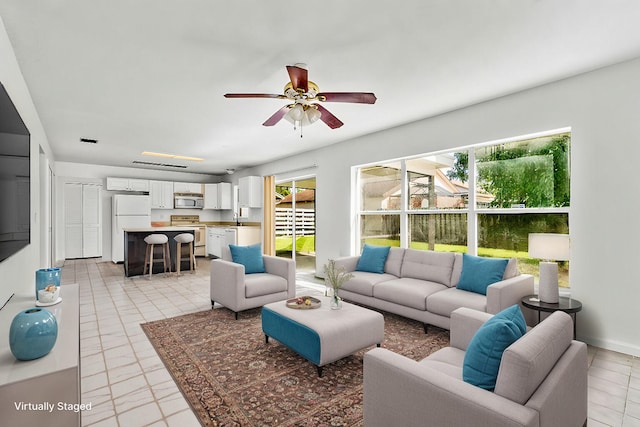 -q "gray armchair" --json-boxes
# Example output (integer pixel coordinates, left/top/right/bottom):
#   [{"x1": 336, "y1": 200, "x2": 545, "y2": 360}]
[
  {"x1": 363, "y1": 307, "x2": 587, "y2": 427},
  {"x1": 210, "y1": 248, "x2": 295, "y2": 319}
]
